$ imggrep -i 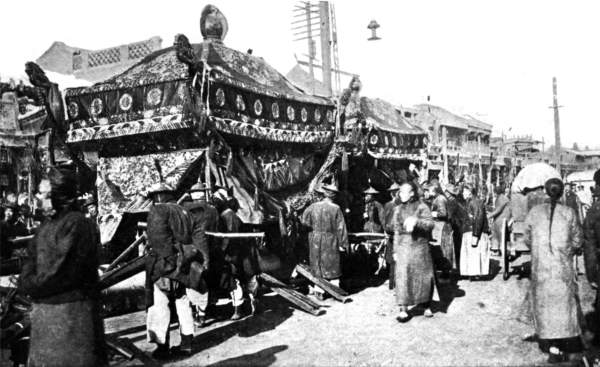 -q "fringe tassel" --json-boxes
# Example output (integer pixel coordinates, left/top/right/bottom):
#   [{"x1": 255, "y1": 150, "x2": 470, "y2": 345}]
[
  {"x1": 225, "y1": 151, "x2": 233, "y2": 175},
  {"x1": 254, "y1": 186, "x2": 260, "y2": 211}
]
